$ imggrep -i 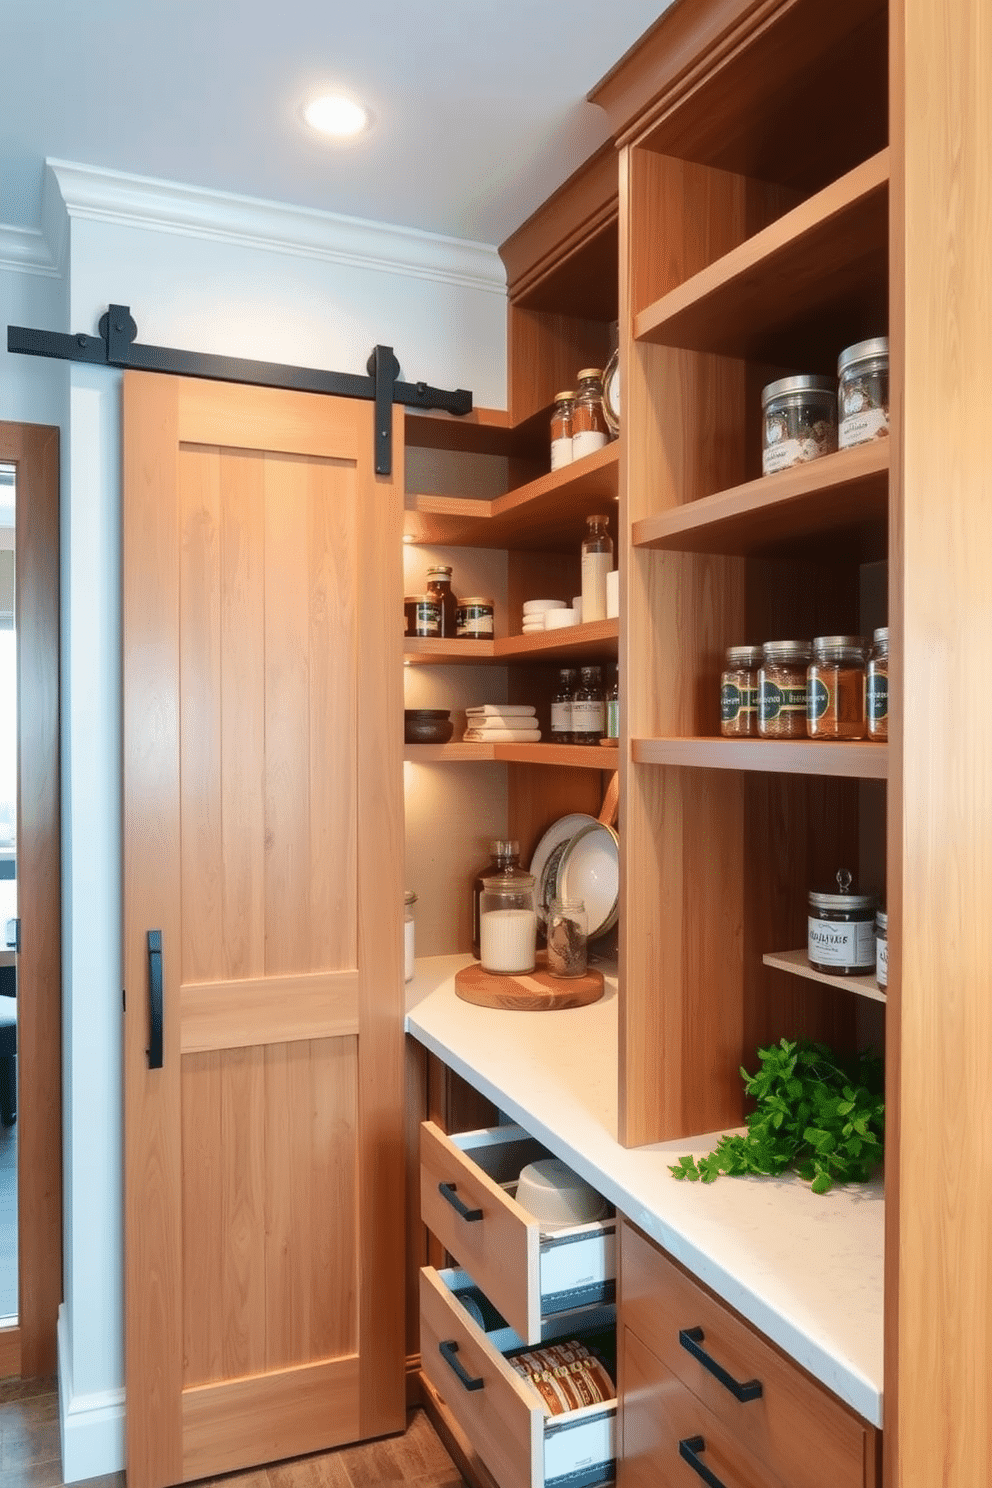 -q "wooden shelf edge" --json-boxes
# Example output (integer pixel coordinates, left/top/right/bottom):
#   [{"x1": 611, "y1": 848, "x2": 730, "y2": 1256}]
[
  {"x1": 404, "y1": 743, "x2": 496, "y2": 761},
  {"x1": 404, "y1": 620, "x2": 618, "y2": 666},
  {"x1": 404, "y1": 638, "x2": 495, "y2": 666},
  {"x1": 633, "y1": 149, "x2": 890, "y2": 347},
  {"x1": 404, "y1": 405, "x2": 512, "y2": 456},
  {"x1": 404, "y1": 742, "x2": 617, "y2": 769},
  {"x1": 631, "y1": 441, "x2": 889, "y2": 554},
  {"x1": 763, "y1": 949, "x2": 886, "y2": 1004},
  {"x1": 631, "y1": 737, "x2": 888, "y2": 779}
]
